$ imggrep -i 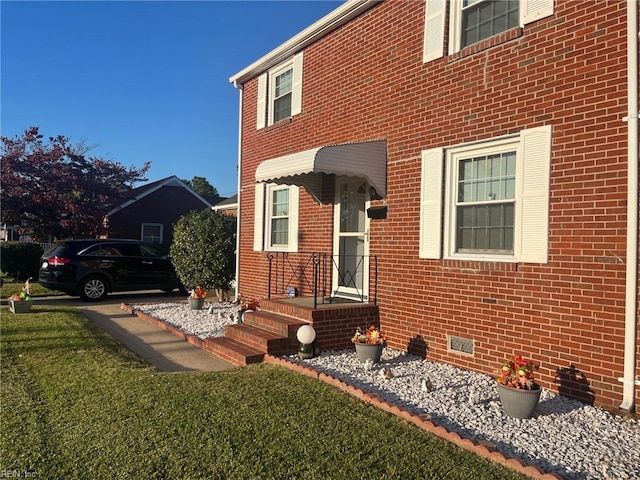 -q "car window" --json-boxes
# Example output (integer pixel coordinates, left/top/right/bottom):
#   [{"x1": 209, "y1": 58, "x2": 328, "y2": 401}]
[
  {"x1": 82, "y1": 244, "x2": 120, "y2": 256},
  {"x1": 139, "y1": 244, "x2": 167, "y2": 258},
  {"x1": 46, "y1": 244, "x2": 69, "y2": 256},
  {"x1": 116, "y1": 244, "x2": 140, "y2": 257}
]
